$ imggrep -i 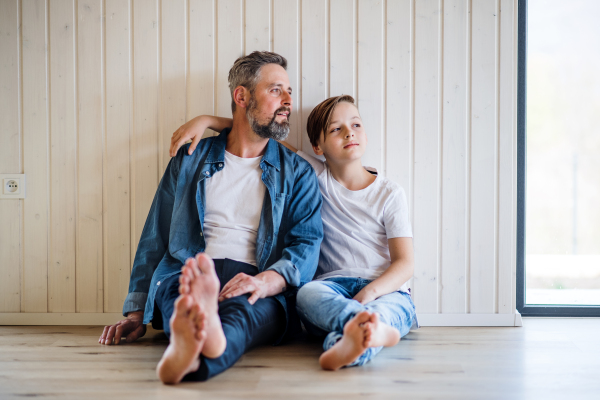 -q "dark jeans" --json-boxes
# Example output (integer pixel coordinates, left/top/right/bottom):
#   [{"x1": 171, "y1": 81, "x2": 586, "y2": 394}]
[{"x1": 154, "y1": 258, "x2": 286, "y2": 381}]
